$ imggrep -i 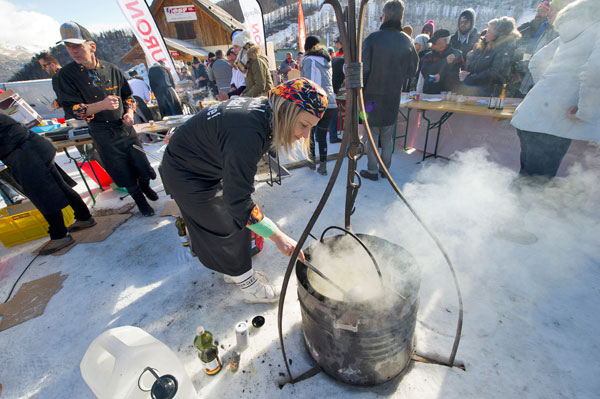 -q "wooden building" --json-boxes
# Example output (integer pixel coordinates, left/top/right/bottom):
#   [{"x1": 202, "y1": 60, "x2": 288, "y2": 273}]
[{"x1": 122, "y1": 0, "x2": 244, "y2": 65}]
